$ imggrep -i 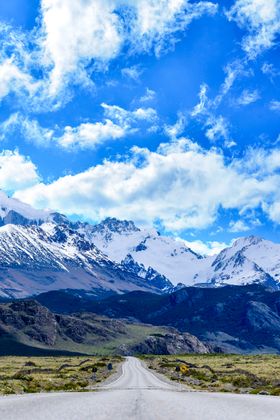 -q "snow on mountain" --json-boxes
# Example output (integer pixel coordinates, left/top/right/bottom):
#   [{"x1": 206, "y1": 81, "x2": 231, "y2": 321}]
[
  {"x1": 0, "y1": 191, "x2": 51, "y2": 225},
  {"x1": 87, "y1": 220, "x2": 280, "y2": 289},
  {"x1": 191, "y1": 236, "x2": 280, "y2": 288},
  {"x1": 0, "y1": 191, "x2": 280, "y2": 293},
  {"x1": 0, "y1": 222, "x2": 165, "y2": 299},
  {"x1": 121, "y1": 254, "x2": 173, "y2": 291},
  {"x1": 88, "y1": 218, "x2": 207, "y2": 286}
]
